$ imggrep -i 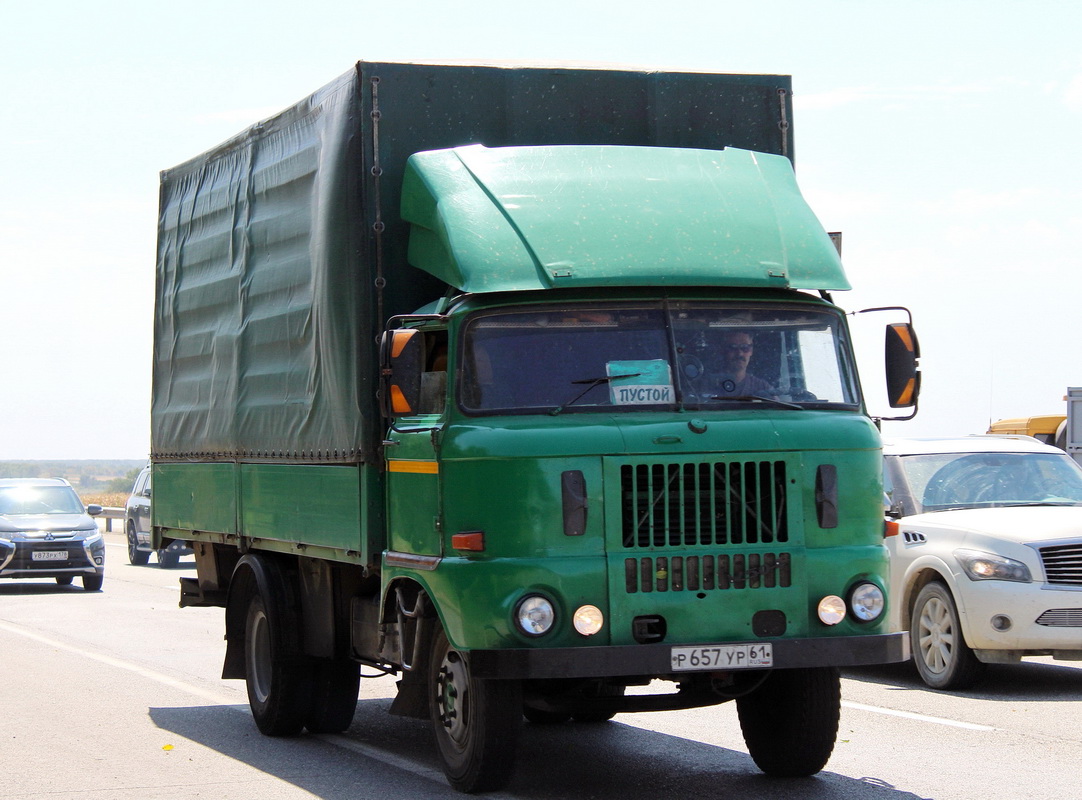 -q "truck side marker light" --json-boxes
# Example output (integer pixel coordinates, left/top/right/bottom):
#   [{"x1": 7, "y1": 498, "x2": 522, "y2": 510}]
[
  {"x1": 451, "y1": 531, "x2": 485, "y2": 551},
  {"x1": 884, "y1": 519, "x2": 900, "y2": 537}
]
